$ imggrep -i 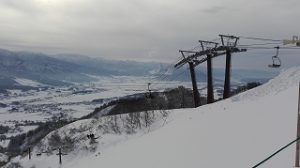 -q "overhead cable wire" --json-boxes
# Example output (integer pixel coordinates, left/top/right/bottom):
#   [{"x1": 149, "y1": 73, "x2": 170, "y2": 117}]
[
  {"x1": 237, "y1": 42, "x2": 283, "y2": 47},
  {"x1": 151, "y1": 43, "x2": 204, "y2": 83},
  {"x1": 252, "y1": 137, "x2": 300, "y2": 168},
  {"x1": 150, "y1": 67, "x2": 189, "y2": 87},
  {"x1": 242, "y1": 46, "x2": 300, "y2": 50},
  {"x1": 239, "y1": 36, "x2": 283, "y2": 42}
]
